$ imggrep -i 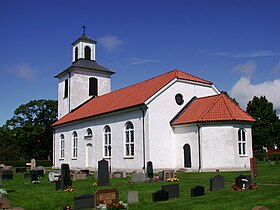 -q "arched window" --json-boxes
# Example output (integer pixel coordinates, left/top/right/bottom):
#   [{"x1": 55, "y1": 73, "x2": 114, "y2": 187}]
[
  {"x1": 72, "y1": 131, "x2": 78, "y2": 158},
  {"x1": 60, "y1": 134, "x2": 65, "y2": 159},
  {"x1": 104, "y1": 125, "x2": 111, "y2": 158},
  {"x1": 125, "y1": 121, "x2": 134, "y2": 157},
  {"x1": 84, "y1": 128, "x2": 93, "y2": 140},
  {"x1": 75, "y1": 46, "x2": 78, "y2": 61},
  {"x1": 238, "y1": 129, "x2": 246, "y2": 155},
  {"x1": 85, "y1": 46, "x2": 91, "y2": 60},
  {"x1": 89, "y1": 77, "x2": 98, "y2": 96}
]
